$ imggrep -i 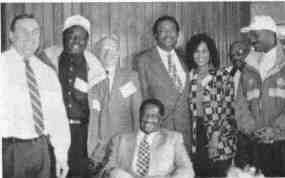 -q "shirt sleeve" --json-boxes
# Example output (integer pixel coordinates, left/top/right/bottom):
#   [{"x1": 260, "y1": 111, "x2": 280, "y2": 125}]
[{"x1": 46, "y1": 70, "x2": 71, "y2": 165}]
